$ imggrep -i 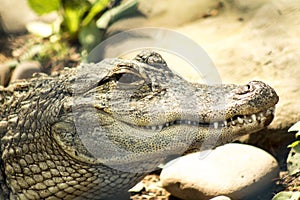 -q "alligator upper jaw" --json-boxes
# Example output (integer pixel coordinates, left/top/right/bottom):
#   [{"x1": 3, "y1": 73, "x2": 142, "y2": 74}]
[{"x1": 134, "y1": 106, "x2": 275, "y2": 131}]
